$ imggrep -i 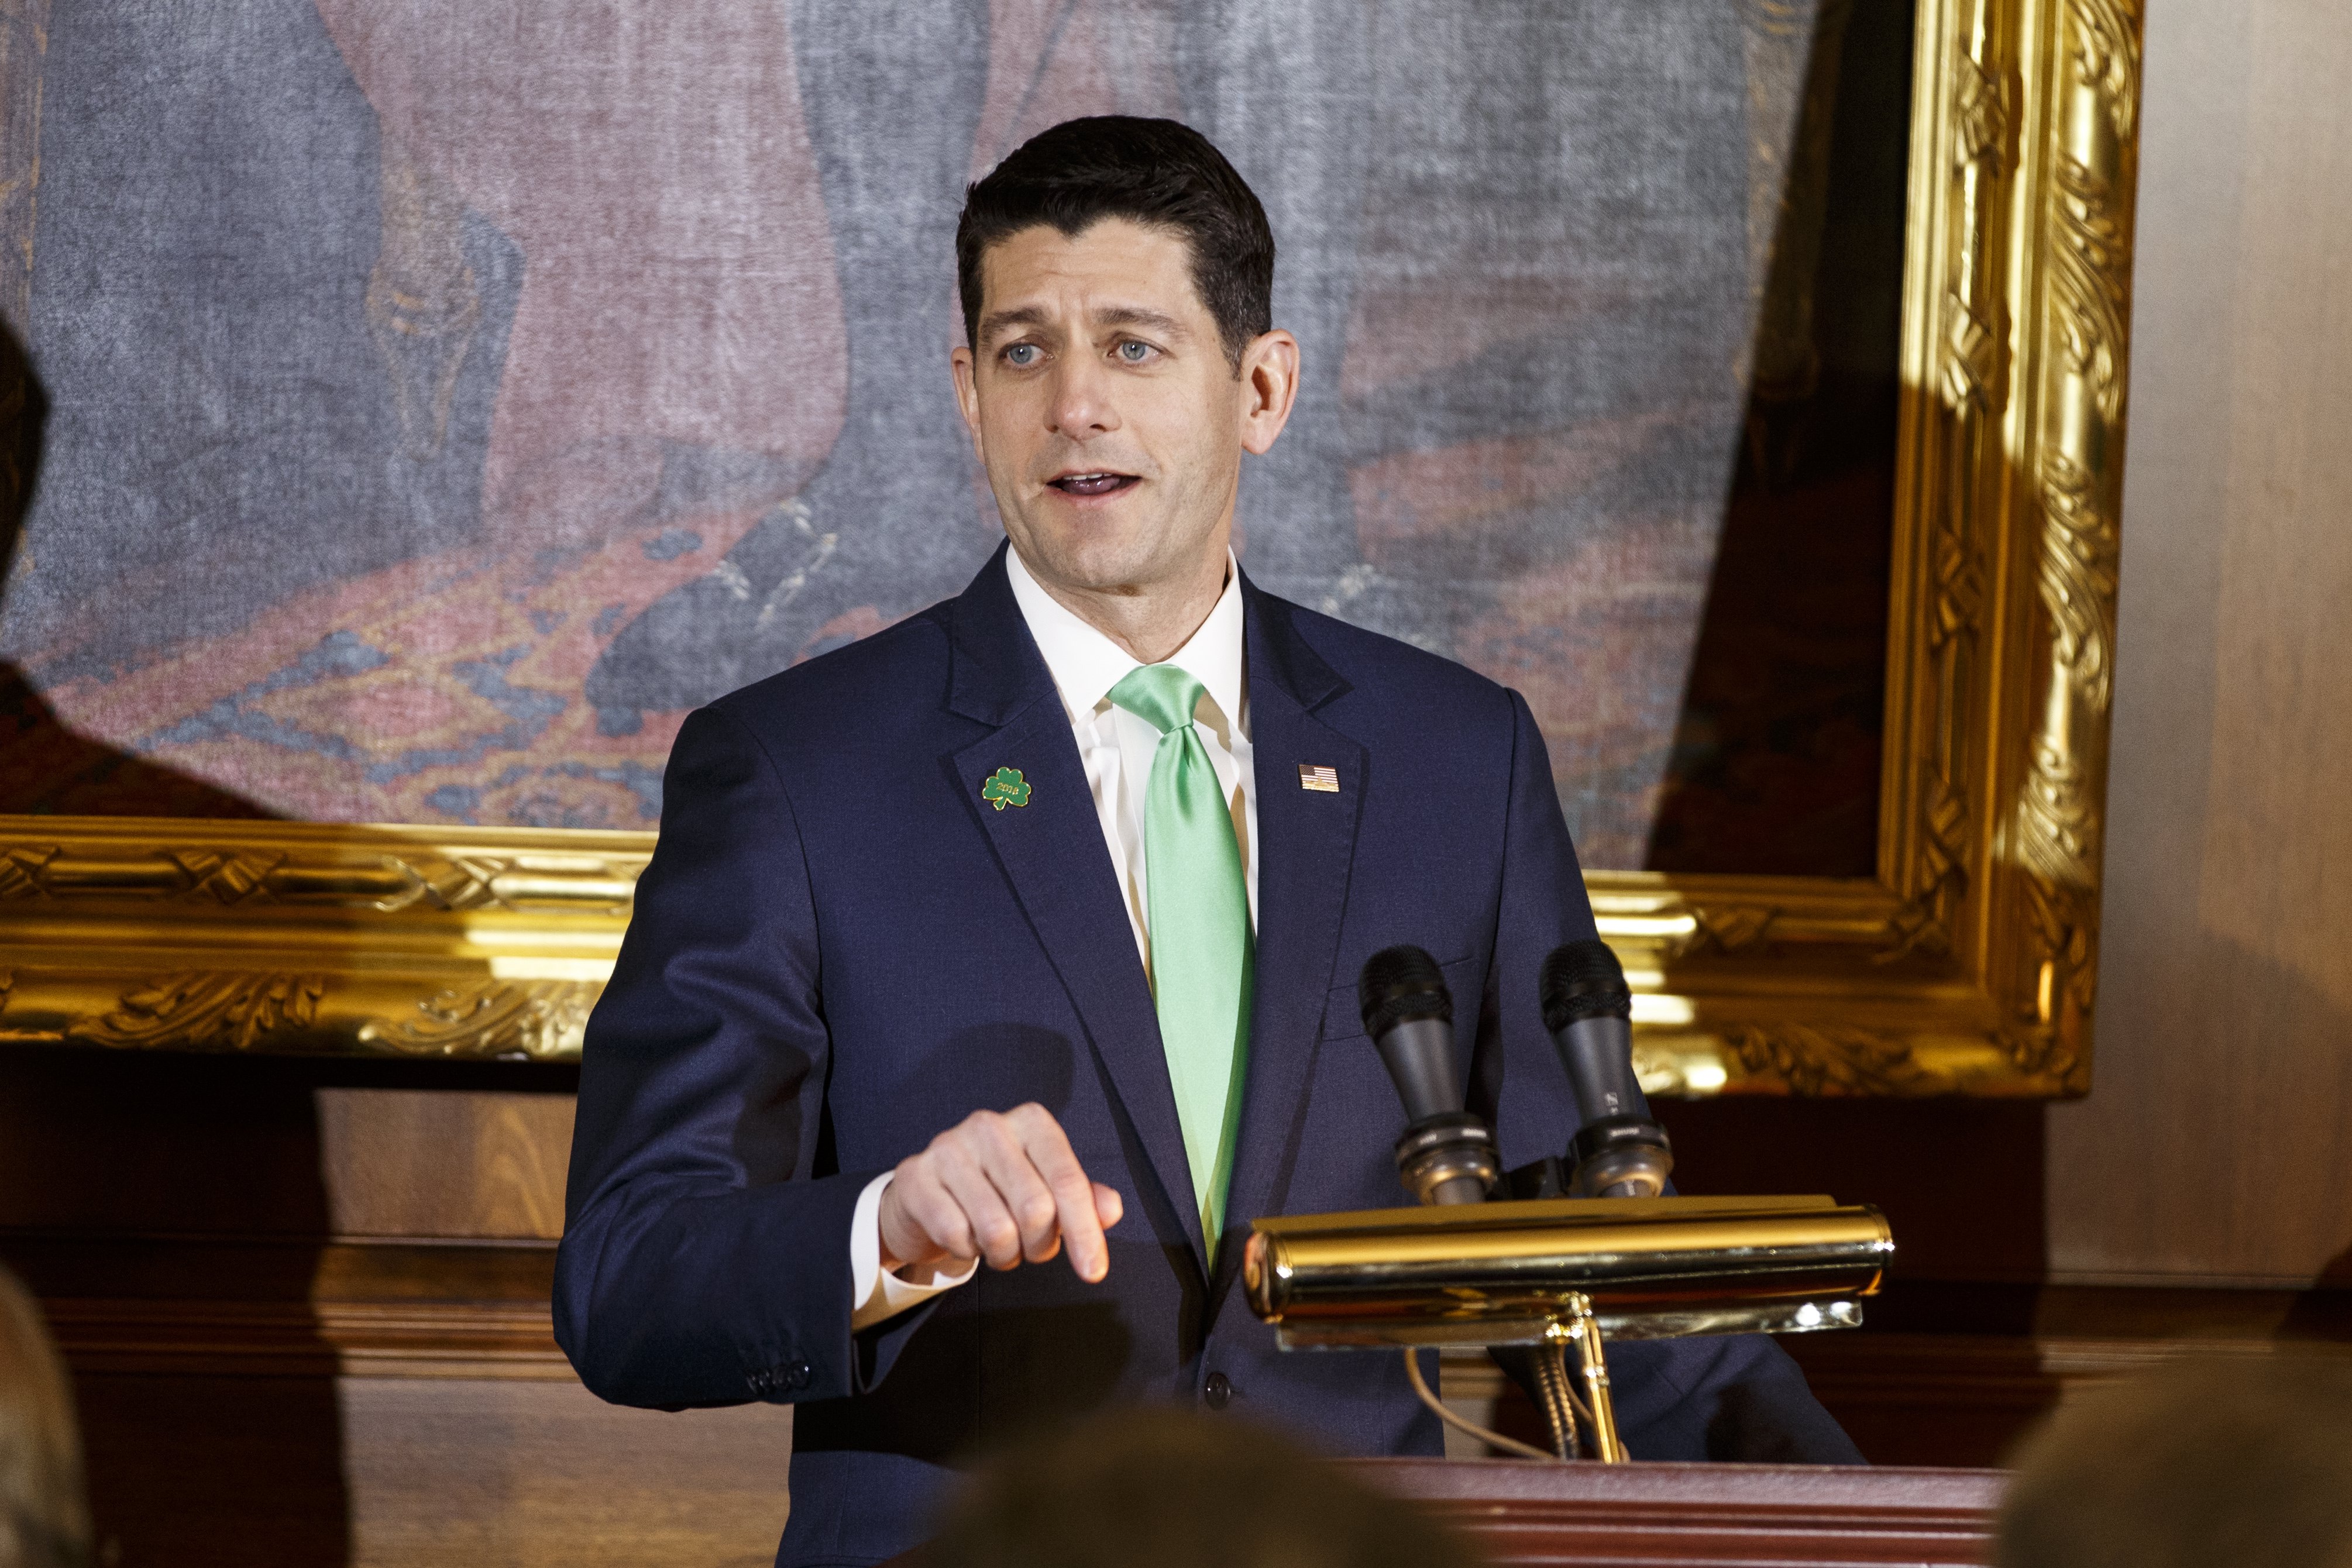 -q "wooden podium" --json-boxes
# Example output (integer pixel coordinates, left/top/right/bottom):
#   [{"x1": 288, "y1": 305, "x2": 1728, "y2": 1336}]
[
  {"x1": 889, "y1": 1459, "x2": 2006, "y2": 1566},
  {"x1": 1342, "y1": 1459, "x2": 2003, "y2": 1566}
]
